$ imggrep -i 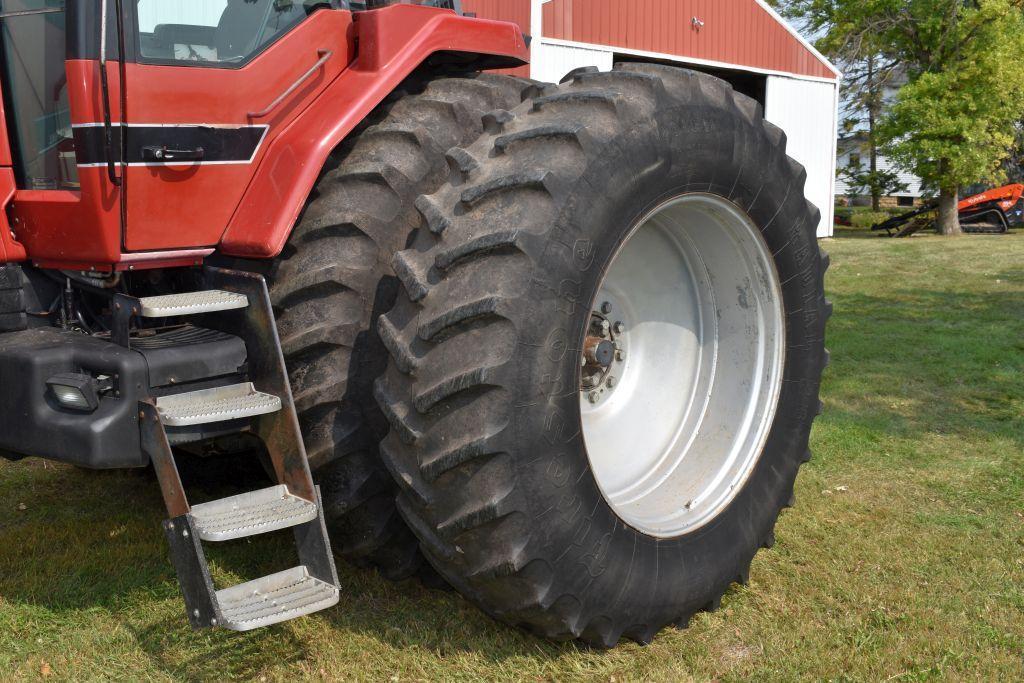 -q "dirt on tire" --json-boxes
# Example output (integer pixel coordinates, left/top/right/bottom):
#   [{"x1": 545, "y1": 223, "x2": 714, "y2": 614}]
[
  {"x1": 374, "y1": 63, "x2": 831, "y2": 645},
  {"x1": 266, "y1": 71, "x2": 539, "y2": 580}
]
